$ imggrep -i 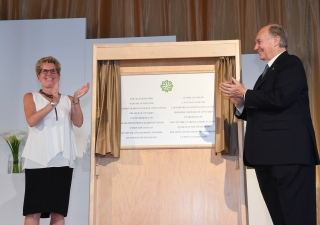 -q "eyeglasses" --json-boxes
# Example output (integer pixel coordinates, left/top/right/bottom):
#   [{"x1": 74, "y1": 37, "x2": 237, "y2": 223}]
[{"x1": 41, "y1": 69, "x2": 58, "y2": 74}]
